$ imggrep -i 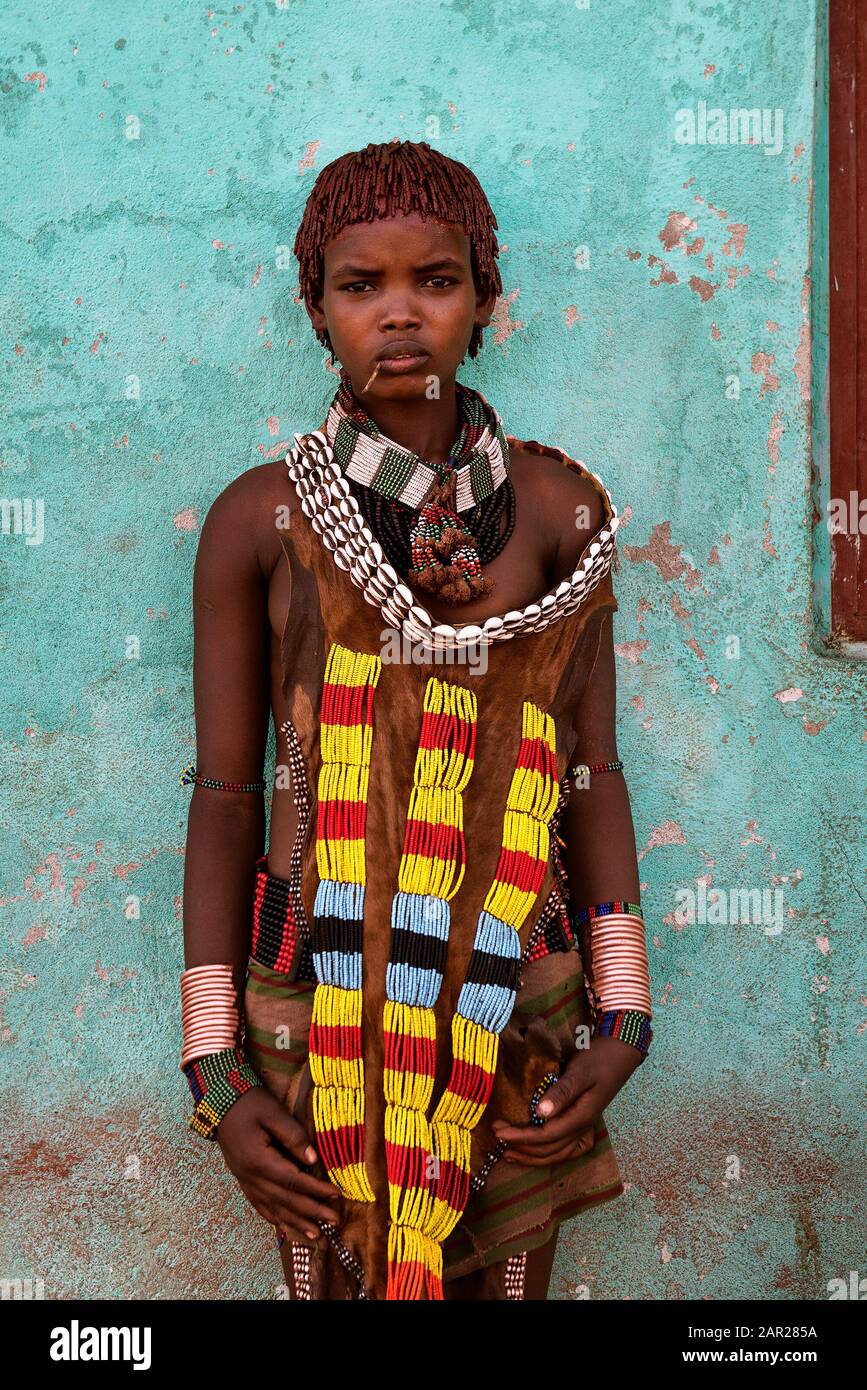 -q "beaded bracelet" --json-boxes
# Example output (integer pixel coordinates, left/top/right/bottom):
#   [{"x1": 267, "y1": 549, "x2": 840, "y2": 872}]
[
  {"x1": 180, "y1": 963, "x2": 240, "y2": 1069},
  {"x1": 569, "y1": 758, "x2": 623, "y2": 783},
  {"x1": 596, "y1": 1009, "x2": 653, "y2": 1063},
  {"x1": 182, "y1": 1045, "x2": 263, "y2": 1140},
  {"x1": 179, "y1": 763, "x2": 266, "y2": 792}
]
